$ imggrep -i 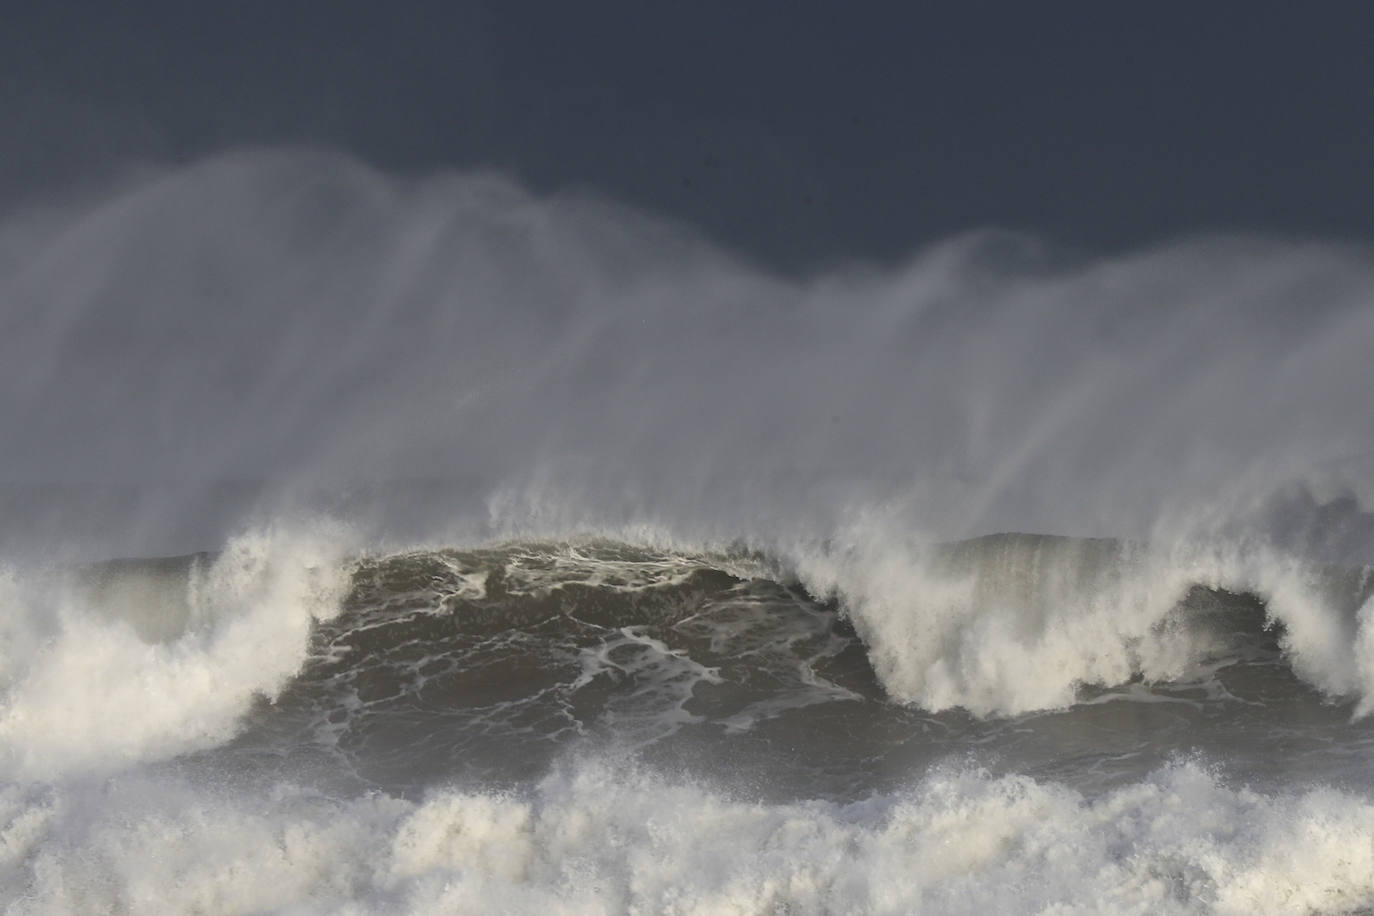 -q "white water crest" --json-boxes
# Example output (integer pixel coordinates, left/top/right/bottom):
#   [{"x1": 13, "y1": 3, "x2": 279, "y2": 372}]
[
  {"x1": 0, "y1": 522, "x2": 353, "y2": 780},
  {"x1": 790, "y1": 527, "x2": 1374, "y2": 716}
]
